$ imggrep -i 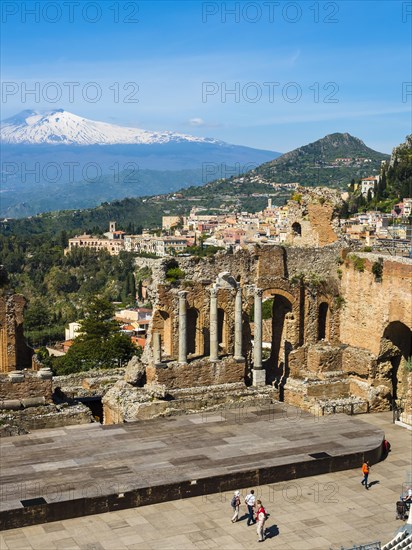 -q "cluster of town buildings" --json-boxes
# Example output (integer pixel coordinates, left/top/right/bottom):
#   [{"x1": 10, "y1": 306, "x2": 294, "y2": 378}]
[
  {"x1": 342, "y1": 198, "x2": 412, "y2": 249},
  {"x1": 65, "y1": 194, "x2": 412, "y2": 258}
]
